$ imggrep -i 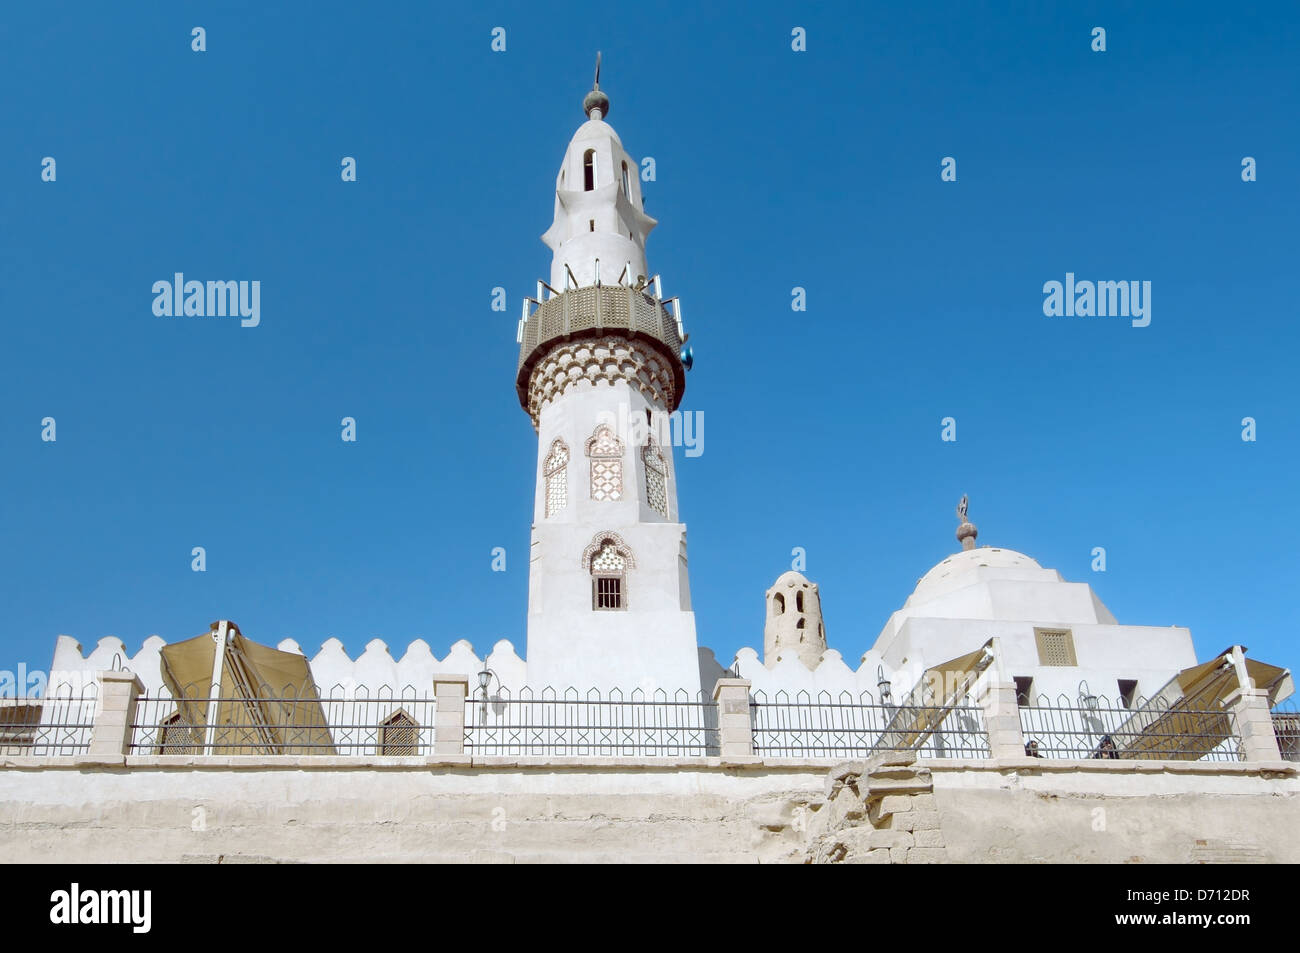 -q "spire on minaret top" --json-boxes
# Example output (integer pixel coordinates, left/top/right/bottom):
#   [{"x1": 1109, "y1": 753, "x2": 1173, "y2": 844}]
[
  {"x1": 538, "y1": 54, "x2": 657, "y2": 292},
  {"x1": 956, "y1": 494, "x2": 978, "y2": 551},
  {"x1": 583, "y1": 51, "x2": 610, "y2": 120}
]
